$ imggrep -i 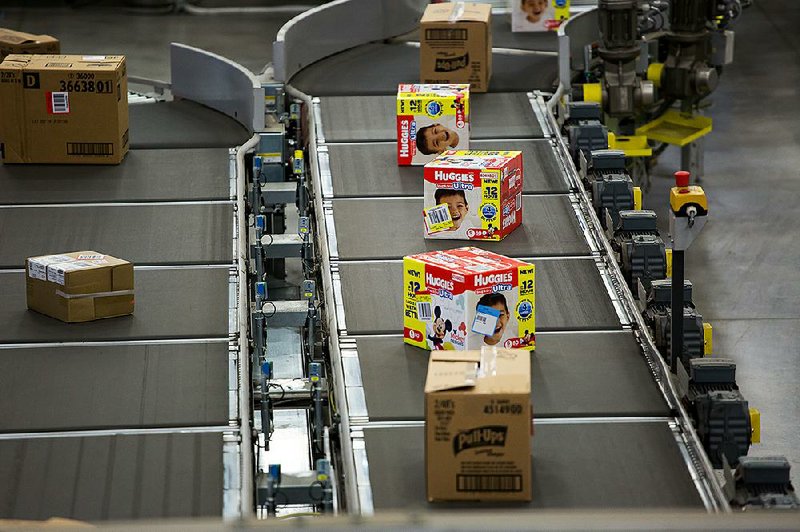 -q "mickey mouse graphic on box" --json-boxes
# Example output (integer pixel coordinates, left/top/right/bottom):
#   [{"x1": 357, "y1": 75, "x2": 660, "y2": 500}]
[{"x1": 403, "y1": 247, "x2": 535, "y2": 351}]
